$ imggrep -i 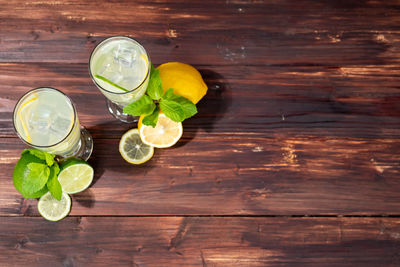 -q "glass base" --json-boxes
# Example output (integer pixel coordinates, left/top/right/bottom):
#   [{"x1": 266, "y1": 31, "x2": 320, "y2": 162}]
[
  {"x1": 106, "y1": 99, "x2": 138, "y2": 123},
  {"x1": 56, "y1": 127, "x2": 93, "y2": 162},
  {"x1": 75, "y1": 127, "x2": 93, "y2": 161}
]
